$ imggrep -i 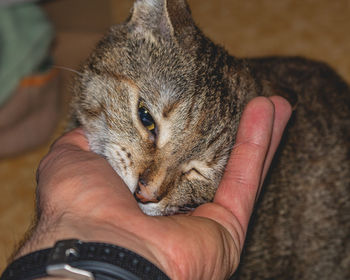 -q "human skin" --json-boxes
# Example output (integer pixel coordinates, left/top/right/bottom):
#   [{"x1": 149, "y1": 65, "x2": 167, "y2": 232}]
[{"x1": 13, "y1": 96, "x2": 291, "y2": 280}]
